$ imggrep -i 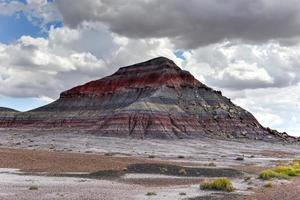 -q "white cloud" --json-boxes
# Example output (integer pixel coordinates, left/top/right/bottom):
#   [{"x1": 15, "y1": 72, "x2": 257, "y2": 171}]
[
  {"x1": 218, "y1": 61, "x2": 273, "y2": 83},
  {"x1": 0, "y1": 22, "x2": 181, "y2": 98},
  {"x1": 224, "y1": 86, "x2": 300, "y2": 136},
  {"x1": 253, "y1": 112, "x2": 283, "y2": 127},
  {"x1": 184, "y1": 42, "x2": 300, "y2": 90}
]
